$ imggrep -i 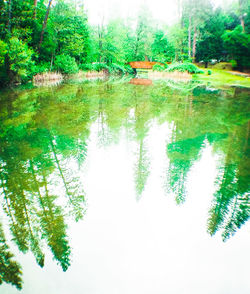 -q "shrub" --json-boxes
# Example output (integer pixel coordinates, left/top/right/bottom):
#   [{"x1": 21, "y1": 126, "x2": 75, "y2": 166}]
[
  {"x1": 80, "y1": 63, "x2": 109, "y2": 72},
  {"x1": 109, "y1": 63, "x2": 134, "y2": 75},
  {"x1": 0, "y1": 40, "x2": 7, "y2": 66},
  {"x1": 166, "y1": 62, "x2": 204, "y2": 74},
  {"x1": 79, "y1": 62, "x2": 134, "y2": 75},
  {"x1": 32, "y1": 62, "x2": 51, "y2": 74},
  {"x1": 8, "y1": 37, "x2": 34, "y2": 80},
  {"x1": 54, "y1": 54, "x2": 79, "y2": 74},
  {"x1": 92, "y1": 63, "x2": 110, "y2": 72},
  {"x1": 124, "y1": 65, "x2": 134, "y2": 75},
  {"x1": 79, "y1": 62, "x2": 110, "y2": 72},
  {"x1": 152, "y1": 64, "x2": 166, "y2": 71},
  {"x1": 207, "y1": 69, "x2": 212, "y2": 75},
  {"x1": 229, "y1": 60, "x2": 237, "y2": 69},
  {"x1": 109, "y1": 63, "x2": 126, "y2": 74},
  {"x1": 79, "y1": 63, "x2": 94, "y2": 71}
]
